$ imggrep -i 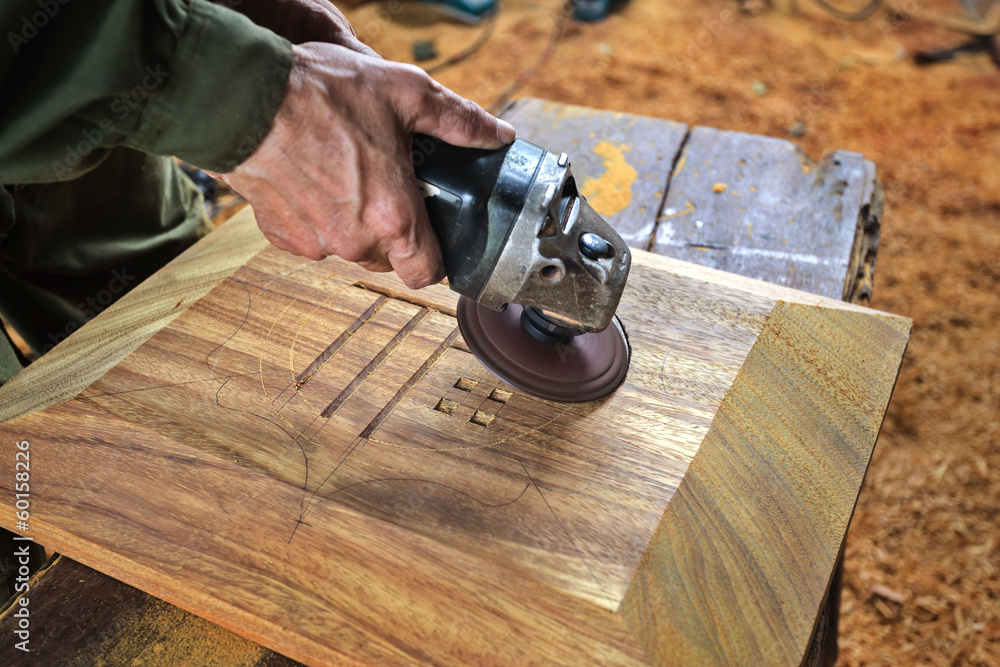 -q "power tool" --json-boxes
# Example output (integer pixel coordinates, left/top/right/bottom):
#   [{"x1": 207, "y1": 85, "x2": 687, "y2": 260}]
[{"x1": 412, "y1": 133, "x2": 631, "y2": 403}]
